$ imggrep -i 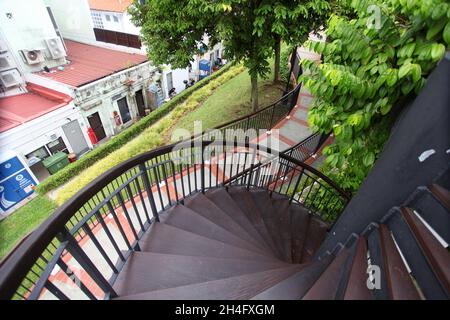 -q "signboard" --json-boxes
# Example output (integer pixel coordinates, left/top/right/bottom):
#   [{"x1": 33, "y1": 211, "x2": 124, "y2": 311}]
[{"x1": 0, "y1": 156, "x2": 37, "y2": 215}]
